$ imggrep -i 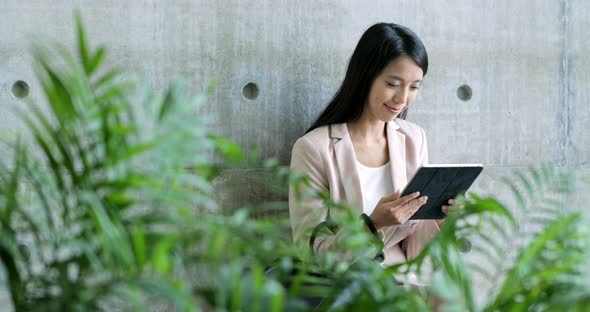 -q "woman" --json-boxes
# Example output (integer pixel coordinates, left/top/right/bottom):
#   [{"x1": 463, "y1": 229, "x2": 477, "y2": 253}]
[{"x1": 289, "y1": 23, "x2": 453, "y2": 267}]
